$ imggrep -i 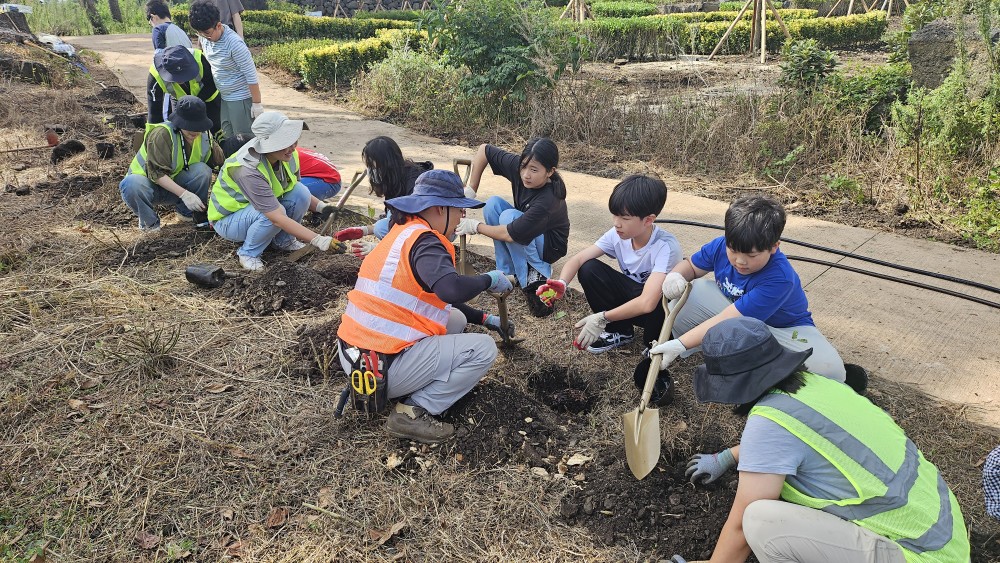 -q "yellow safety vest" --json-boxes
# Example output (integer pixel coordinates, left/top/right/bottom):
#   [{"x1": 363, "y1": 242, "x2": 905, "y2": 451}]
[
  {"x1": 148, "y1": 49, "x2": 219, "y2": 102},
  {"x1": 208, "y1": 151, "x2": 301, "y2": 222},
  {"x1": 128, "y1": 122, "x2": 212, "y2": 179},
  {"x1": 750, "y1": 373, "x2": 970, "y2": 563}
]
